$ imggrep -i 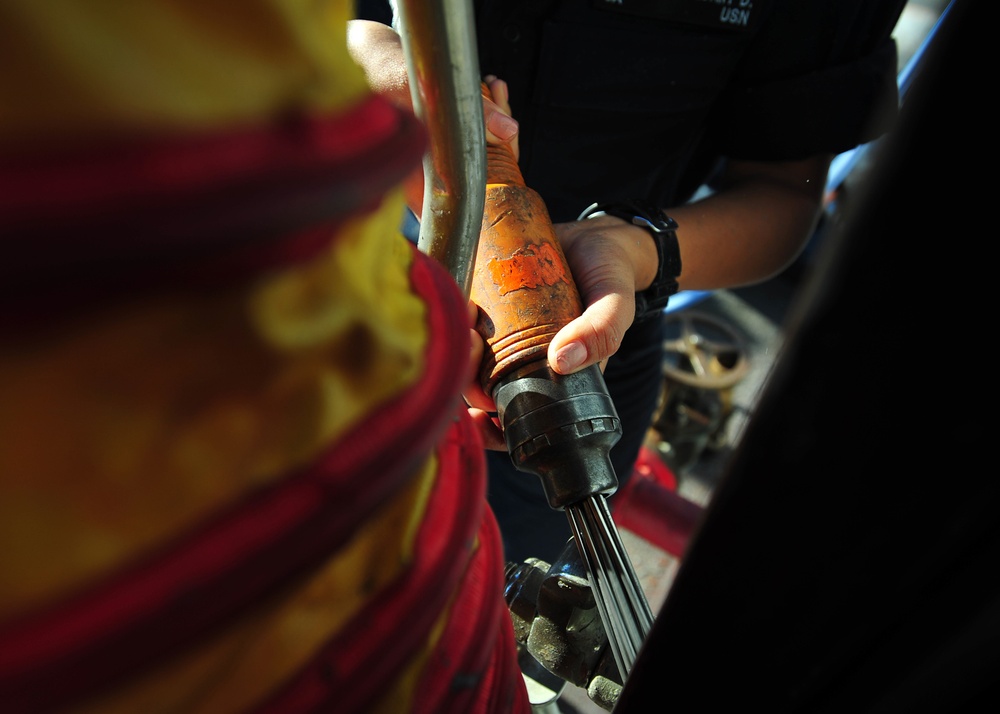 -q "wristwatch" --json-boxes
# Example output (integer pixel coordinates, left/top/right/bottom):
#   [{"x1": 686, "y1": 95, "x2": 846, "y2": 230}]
[{"x1": 578, "y1": 199, "x2": 682, "y2": 322}]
